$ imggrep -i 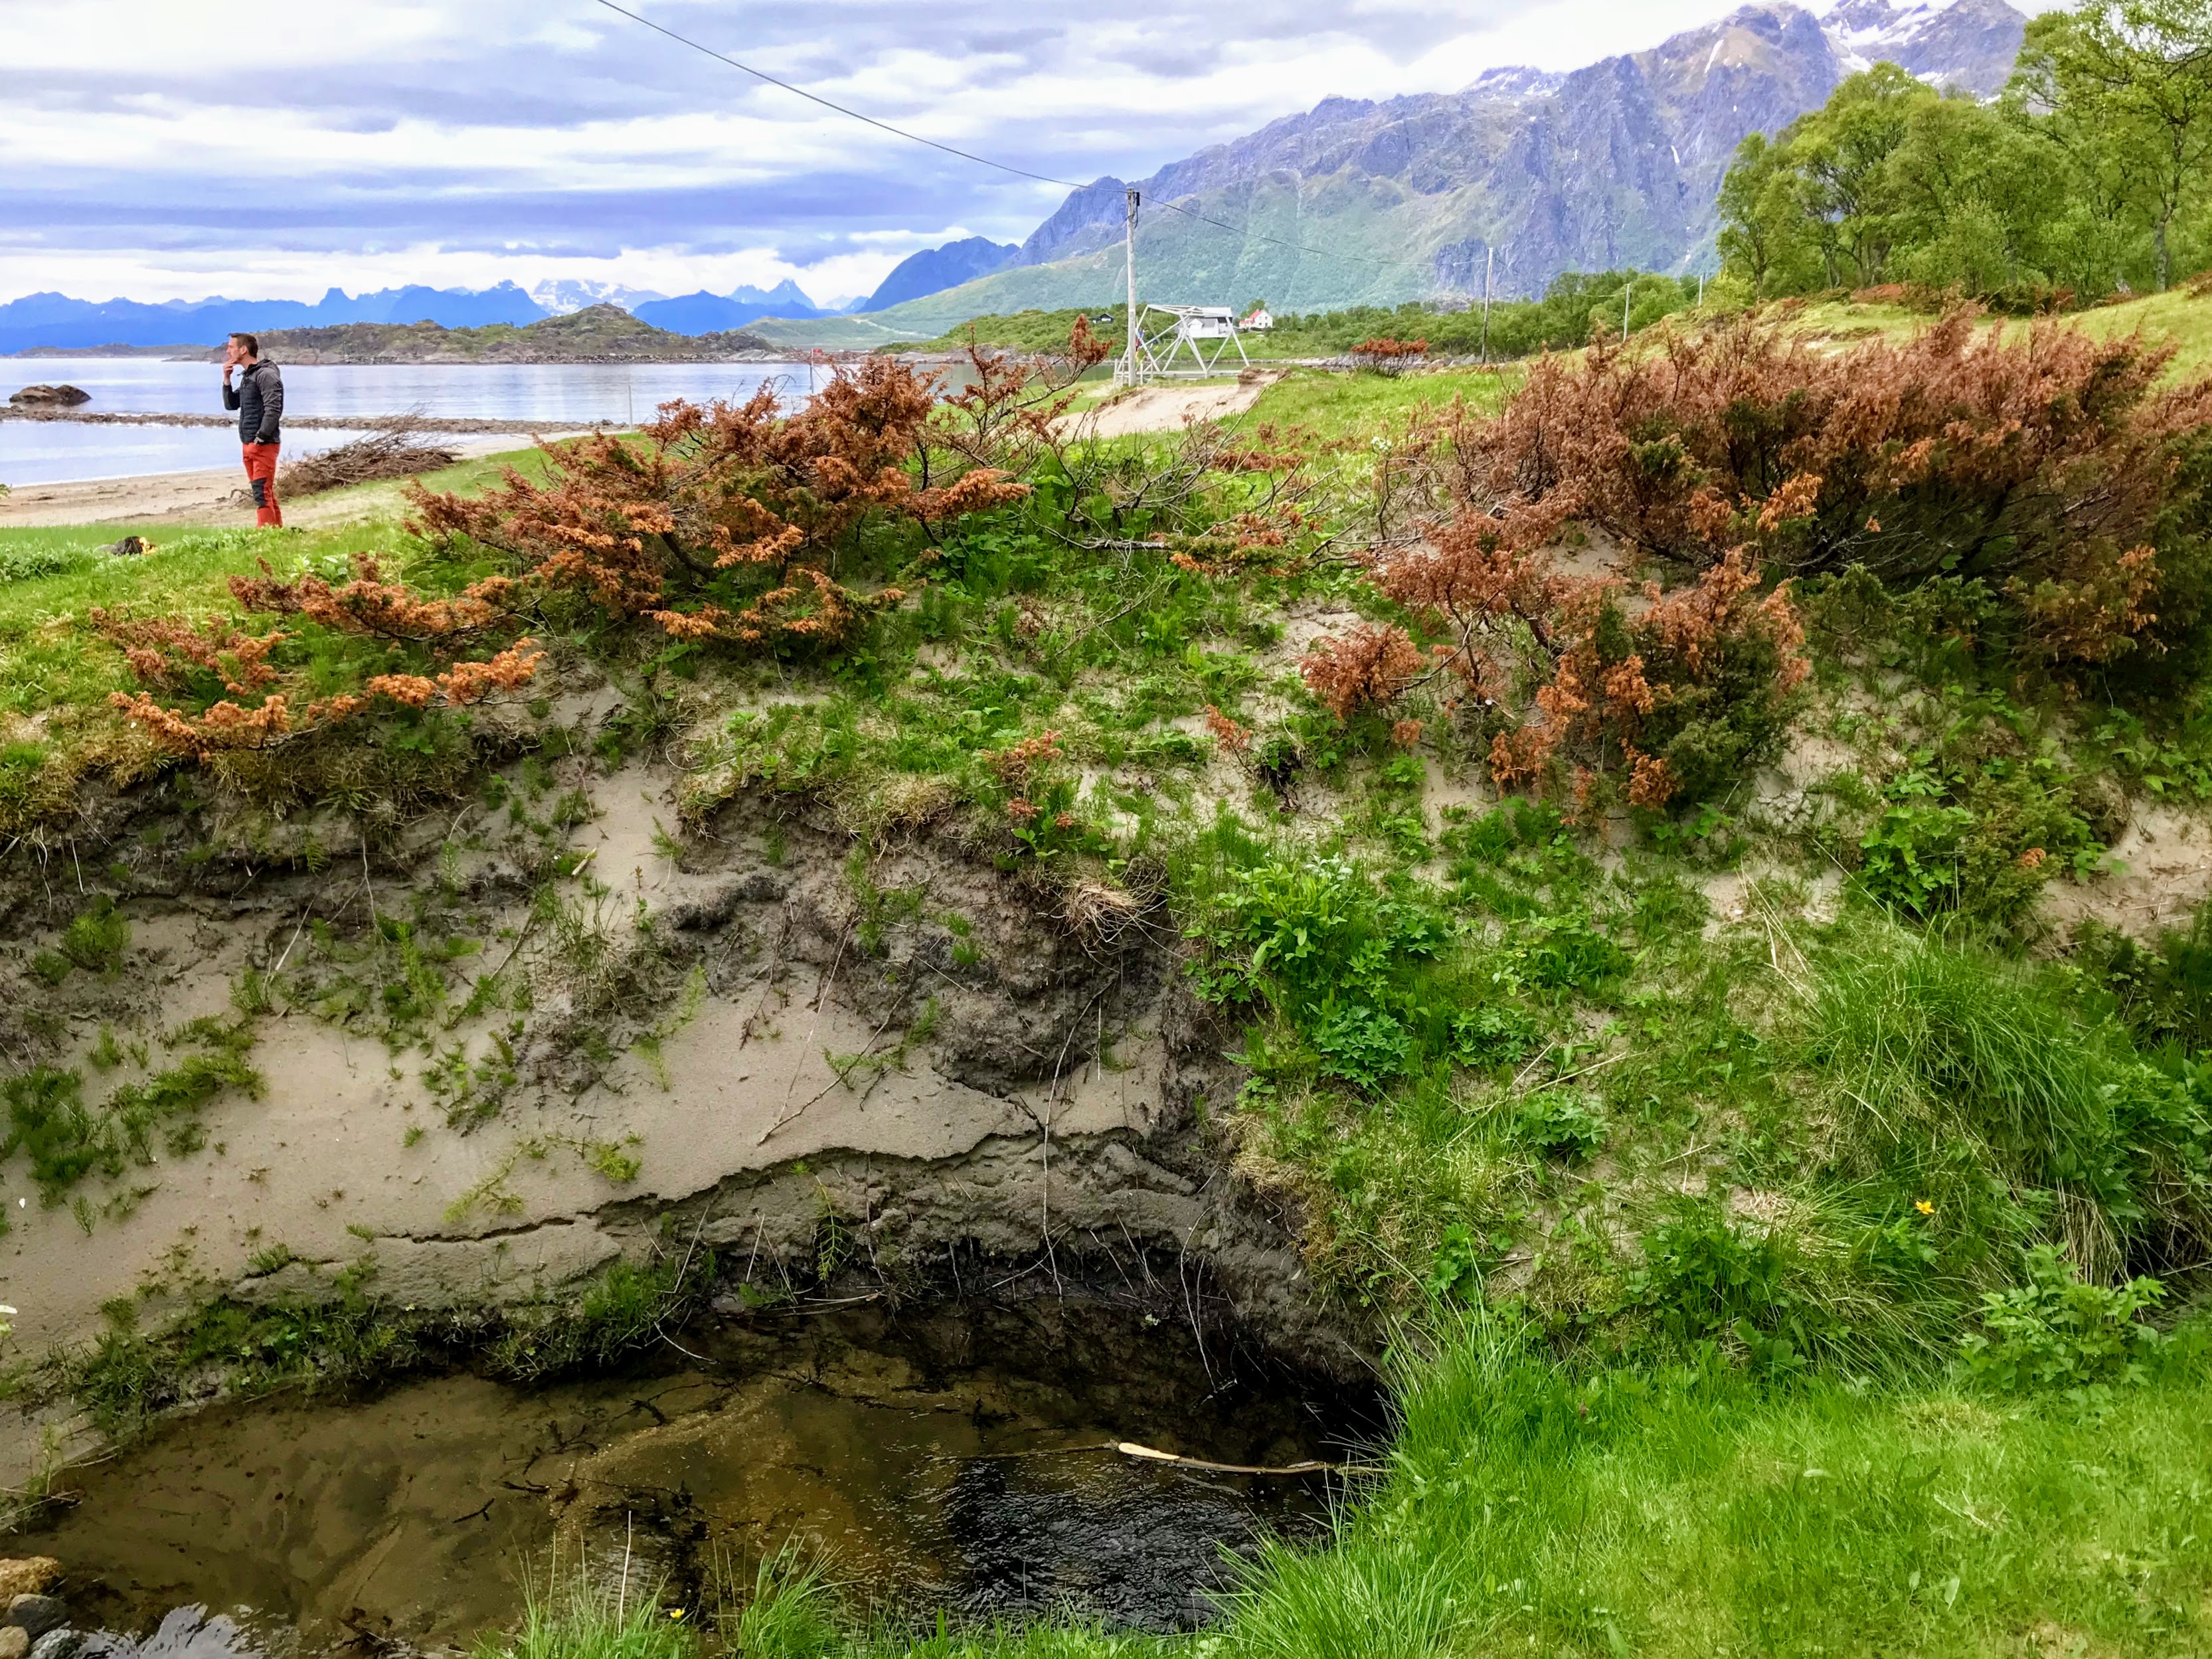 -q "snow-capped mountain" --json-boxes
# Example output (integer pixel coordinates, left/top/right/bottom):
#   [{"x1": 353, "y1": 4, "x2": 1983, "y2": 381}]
[
  {"x1": 529, "y1": 280, "x2": 669, "y2": 316},
  {"x1": 882, "y1": 0, "x2": 2029, "y2": 318},
  {"x1": 1821, "y1": 0, "x2": 2030, "y2": 90}
]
